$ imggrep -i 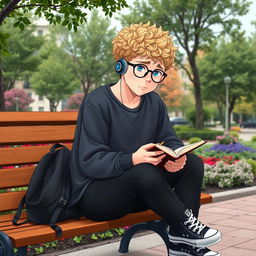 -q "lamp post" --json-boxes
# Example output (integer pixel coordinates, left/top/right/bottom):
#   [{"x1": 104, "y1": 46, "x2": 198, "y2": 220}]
[
  {"x1": 15, "y1": 97, "x2": 19, "y2": 112},
  {"x1": 224, "y1": 76, "x2": 231, "y2": 133}
]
